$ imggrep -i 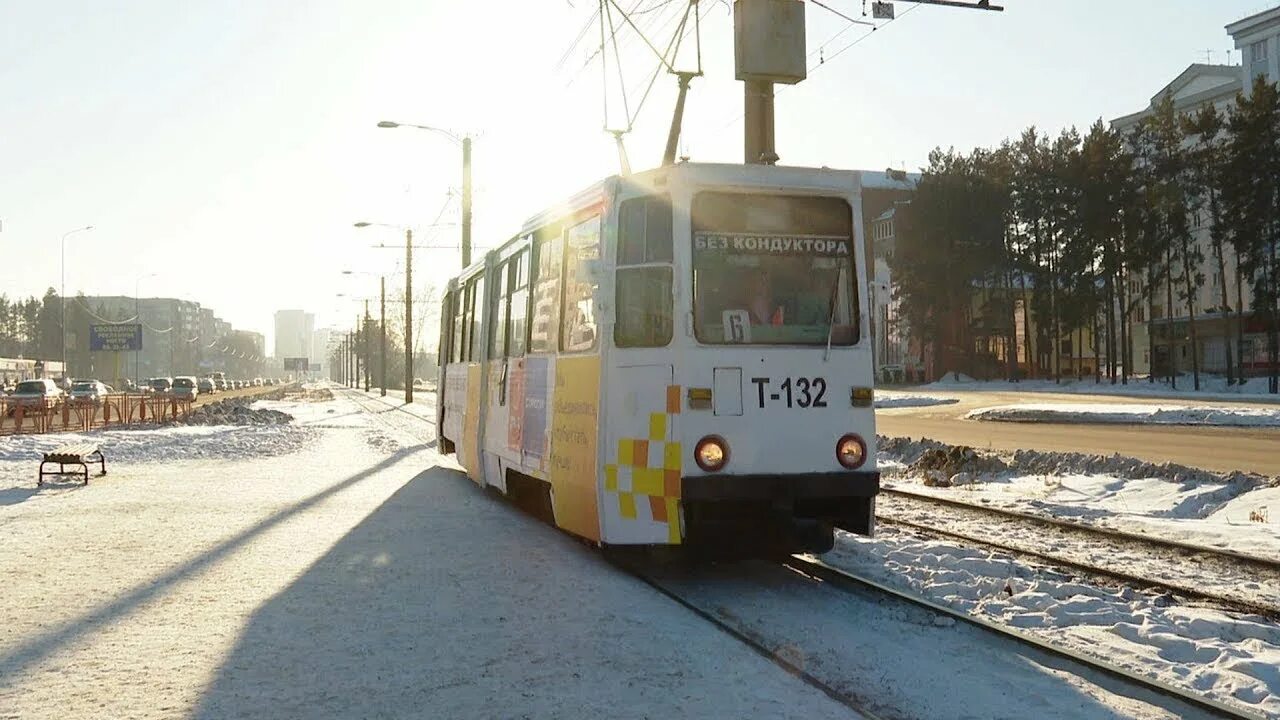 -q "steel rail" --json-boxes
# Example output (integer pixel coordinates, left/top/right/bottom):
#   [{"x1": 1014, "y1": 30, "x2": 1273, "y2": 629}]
[
  {"x1": 874, "y1": 514, "x2": 1280, "y2": 620},
  {"x1": 610, "y1": 557, "x2": 891, "y2": 720},
  {"x1": 881, "y1": 486, "x2": 1280, "y2": 569},
  {"x1": 785, "y1": 555, "x2": 1257, "y2": 720}
]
